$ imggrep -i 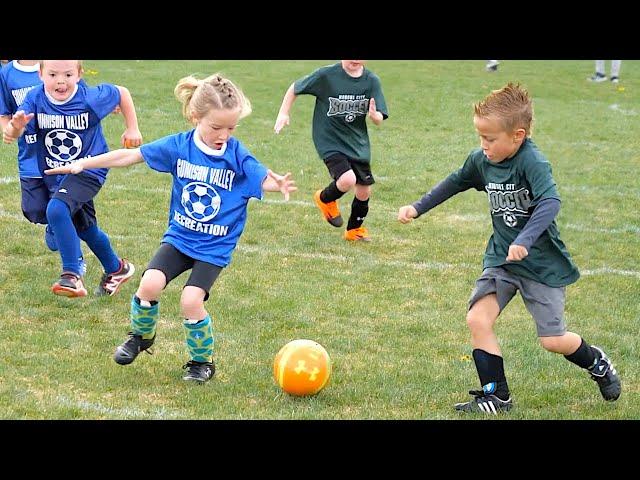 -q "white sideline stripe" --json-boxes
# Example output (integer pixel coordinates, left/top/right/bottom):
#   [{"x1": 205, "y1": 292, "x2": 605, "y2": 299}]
[
  {"x1": 609, "y1": 104, "x2": 638, "y2": 116},
  {"x1": 565, "y1": 224, "x2": 640, "y2": 235},
  {"x1": 261, "y1": 199, "x2": 639, "y2": 234},
  {"x1": 0, "y1": 176, "x2": 17, "y2": 184},
  {"x1": 261, "y1": 198, "x2": 312, "y2": 207},
  {"x1": 582, "y1": 268, "x2": 640, "y2": 279},
  {"x1": 2, "y1": 204, "x2": 635, "y2": 278},
  {"x1": 0, "y1": 208, "x2": 25, "y2": 221},
  {"x1": 562, "y1": 185, "x2": 639, "y2": 196},
  {"x1": 240, "y1": 244, "x2": 482, "y2": 271},
  {"x1": 56, "y1": 395, "x2": 179, "y2": 419}
]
